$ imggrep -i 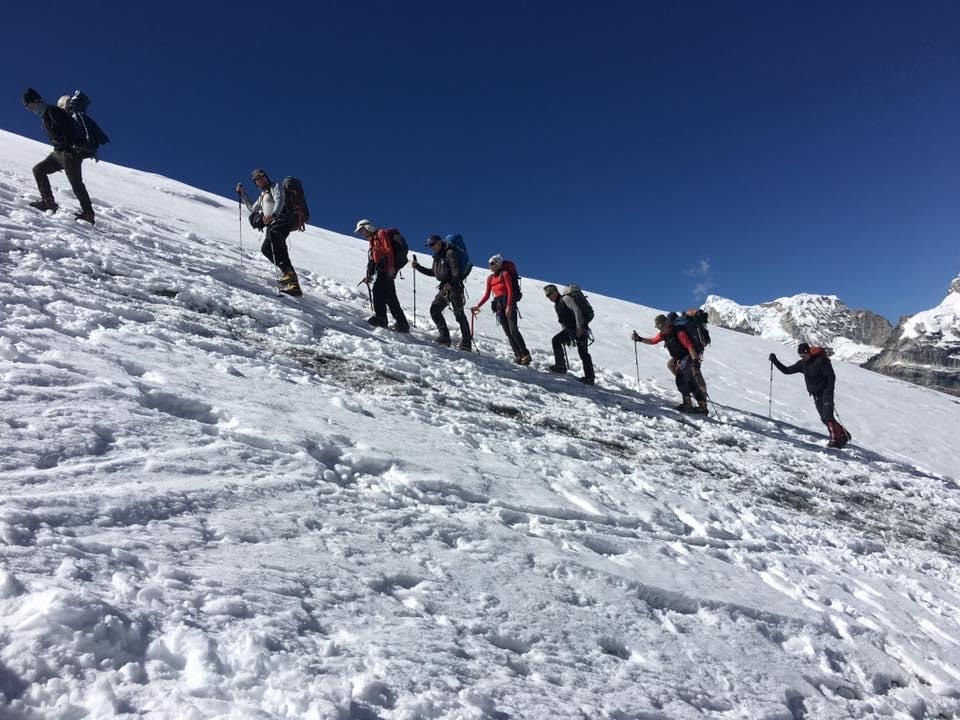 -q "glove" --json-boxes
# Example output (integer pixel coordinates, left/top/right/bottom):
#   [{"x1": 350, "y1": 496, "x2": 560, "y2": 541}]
[
  {"x1": 631, "y1": 331, "x2": 642, "y2": 342},
  {"x1": 411, "y1": 256, "x2": 419, "y2": 268},
  {"x1": 235, "y1": 183, "x2": 243, "y2": 194},
  {"x1": 768, "y1": 353, "x2": 777, "y2": 363},
  {"x1": 470, "y1": 306, "x2": 480, "y2": 315}
]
